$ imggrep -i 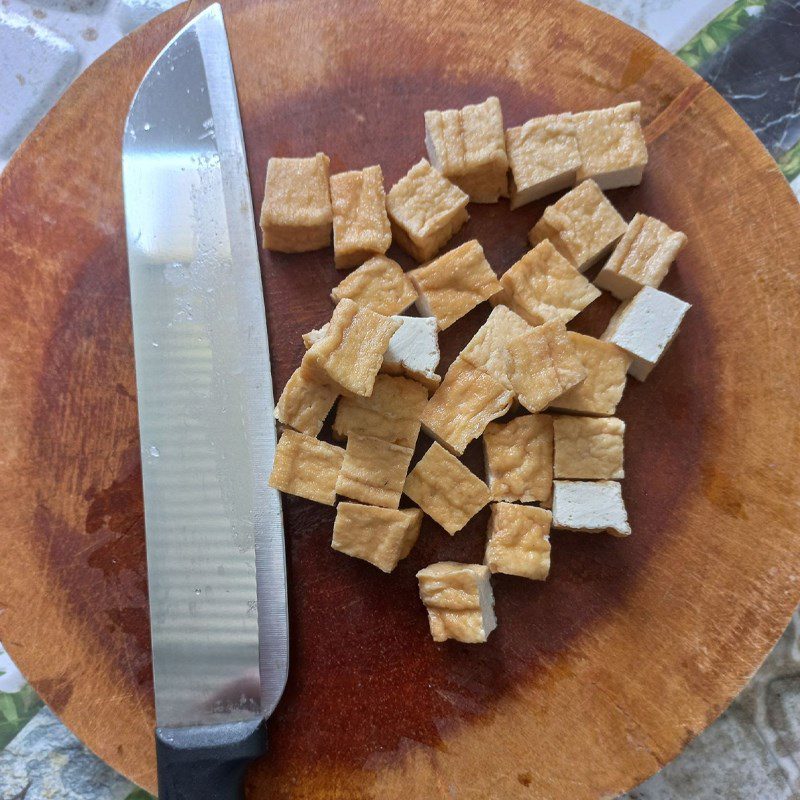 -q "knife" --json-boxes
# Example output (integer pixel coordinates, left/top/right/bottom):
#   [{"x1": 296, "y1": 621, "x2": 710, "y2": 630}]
[{"x1": 121, "y1": 5, "x2": 288, "y2": 798}]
